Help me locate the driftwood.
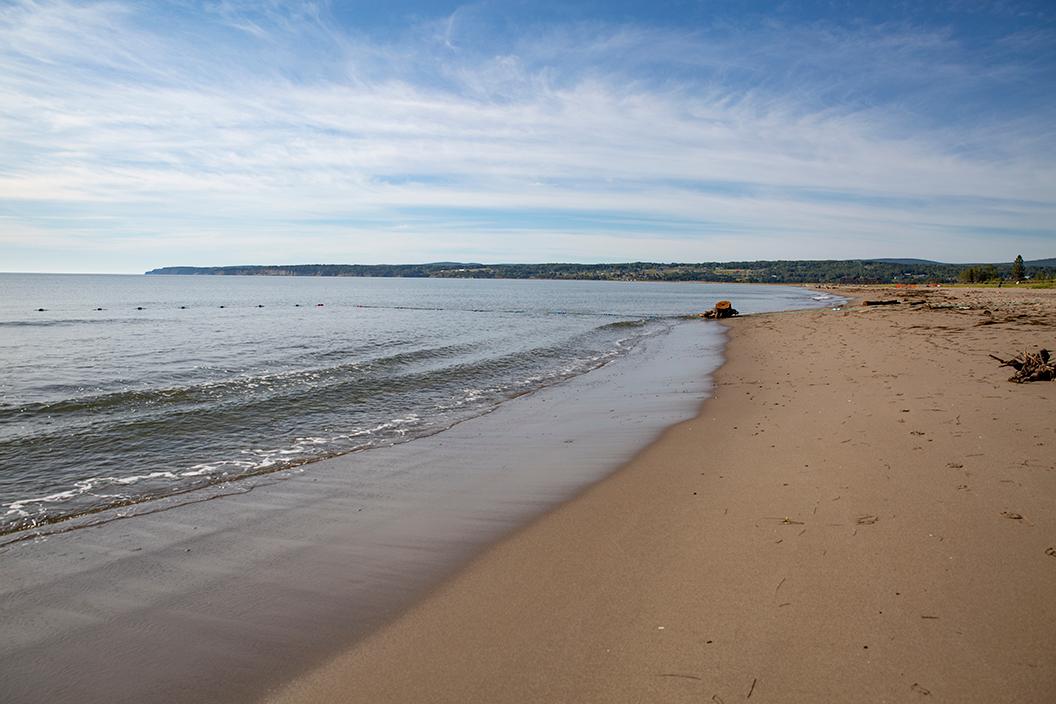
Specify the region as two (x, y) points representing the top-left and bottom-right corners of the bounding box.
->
(989, 349), (1054, 383)
(700, 300), (739, 319)
(862, 299), (900, 306)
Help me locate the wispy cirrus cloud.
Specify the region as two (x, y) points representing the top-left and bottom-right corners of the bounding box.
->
(0, 0), (1053, 272)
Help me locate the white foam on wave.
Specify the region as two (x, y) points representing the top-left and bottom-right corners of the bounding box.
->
(4, 471), (179, 520)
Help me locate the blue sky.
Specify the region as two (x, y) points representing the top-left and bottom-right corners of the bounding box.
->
(1, 0), (1054, 272)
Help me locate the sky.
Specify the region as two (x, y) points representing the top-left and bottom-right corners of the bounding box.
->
(1, 1), (1054, 273)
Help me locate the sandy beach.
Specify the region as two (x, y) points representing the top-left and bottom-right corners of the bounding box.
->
(269, 286), (1056, 703)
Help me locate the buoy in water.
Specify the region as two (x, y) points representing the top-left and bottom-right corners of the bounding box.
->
(136, 306), (145, 310)
(316, 303), (324, 307)
(36, 308), (46, 312)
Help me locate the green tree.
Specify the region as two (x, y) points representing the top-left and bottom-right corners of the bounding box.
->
(959, 264), (999, 284)
(1012, 254), (1025, 282)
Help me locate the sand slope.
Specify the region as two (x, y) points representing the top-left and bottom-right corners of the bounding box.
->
(270, 287), (1056, 703)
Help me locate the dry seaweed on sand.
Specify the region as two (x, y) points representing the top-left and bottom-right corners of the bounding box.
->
(989, 349), (1054, 383)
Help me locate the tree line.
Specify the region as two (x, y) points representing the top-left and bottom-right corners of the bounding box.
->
(959, 255), (1052, 283)
(147, 257), (1055, 284)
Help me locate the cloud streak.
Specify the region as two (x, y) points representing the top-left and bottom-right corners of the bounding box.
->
(0, 0), (1054, 271)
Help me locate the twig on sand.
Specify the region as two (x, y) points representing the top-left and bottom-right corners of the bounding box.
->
(747, 677), (758, 699)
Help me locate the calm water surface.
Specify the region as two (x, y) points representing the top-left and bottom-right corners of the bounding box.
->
(0, 274), (836, 533)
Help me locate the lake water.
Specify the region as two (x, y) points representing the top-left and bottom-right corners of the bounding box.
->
(0, 274), (836, 535)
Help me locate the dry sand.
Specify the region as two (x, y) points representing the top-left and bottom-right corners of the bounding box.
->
(269, 286), (1056, 704)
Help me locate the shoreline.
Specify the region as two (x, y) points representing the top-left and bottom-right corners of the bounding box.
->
(268, 285), (1056, 703)
(0, 315), (733, 704)
(1, 279), (825, 539)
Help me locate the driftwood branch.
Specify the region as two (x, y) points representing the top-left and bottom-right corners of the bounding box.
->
(991, 349), (1053, 383)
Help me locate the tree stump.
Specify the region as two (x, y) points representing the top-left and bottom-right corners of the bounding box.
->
(701, 300), (739, 319)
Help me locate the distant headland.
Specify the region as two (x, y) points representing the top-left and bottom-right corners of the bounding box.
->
(146, 259), (1056, 285)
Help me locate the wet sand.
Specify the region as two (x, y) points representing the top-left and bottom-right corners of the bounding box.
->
(269, 286), (1056, 703)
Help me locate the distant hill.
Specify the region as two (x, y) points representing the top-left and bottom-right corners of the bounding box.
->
(146, 263), (454, 278)
(867, 257), (1056, 267)
(146, 258), (1055, 284)
(865, 258), (943, 265)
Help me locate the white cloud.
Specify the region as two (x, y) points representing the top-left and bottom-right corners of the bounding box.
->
(0, 0), (1053, 271)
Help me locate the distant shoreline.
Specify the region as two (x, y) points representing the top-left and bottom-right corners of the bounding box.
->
(145, 258), (1056, 285)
